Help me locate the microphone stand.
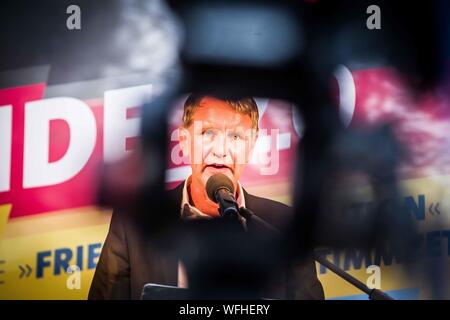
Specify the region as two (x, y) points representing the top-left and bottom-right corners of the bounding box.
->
(313, 252), (394, 300)
(237, 207), (394, 300)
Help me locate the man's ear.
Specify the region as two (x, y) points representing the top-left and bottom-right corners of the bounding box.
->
(178, 126), (191, 159)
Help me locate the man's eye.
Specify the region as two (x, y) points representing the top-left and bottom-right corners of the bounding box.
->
(203, 129), (214, 136)
(230, 133), (242, 141)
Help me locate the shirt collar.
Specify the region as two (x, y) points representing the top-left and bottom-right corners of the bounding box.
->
(180, 175), (246, 217)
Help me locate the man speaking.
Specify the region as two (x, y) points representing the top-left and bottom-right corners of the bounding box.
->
(89, 94), (324, 299)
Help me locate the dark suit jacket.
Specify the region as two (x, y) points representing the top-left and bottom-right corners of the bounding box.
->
(88, 181), (324, 300)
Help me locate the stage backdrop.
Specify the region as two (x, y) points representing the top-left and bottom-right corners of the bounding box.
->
(0, 65), (449, 299)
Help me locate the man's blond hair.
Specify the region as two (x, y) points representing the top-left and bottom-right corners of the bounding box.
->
(182, 94), (259, 129)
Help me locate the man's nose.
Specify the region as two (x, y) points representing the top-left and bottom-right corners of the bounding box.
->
(211, 133), (227, 158)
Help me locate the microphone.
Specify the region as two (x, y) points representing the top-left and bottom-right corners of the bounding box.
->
(206, 174), (239, 219)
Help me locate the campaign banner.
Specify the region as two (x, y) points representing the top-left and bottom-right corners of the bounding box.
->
(0, 65), (449, 299)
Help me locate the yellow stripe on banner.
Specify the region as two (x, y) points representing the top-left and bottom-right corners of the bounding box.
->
(0, 204), (12, 238)
(0, 207), (112, 299)
(2, 207), (112, 239)
(0, 223), (110, 299)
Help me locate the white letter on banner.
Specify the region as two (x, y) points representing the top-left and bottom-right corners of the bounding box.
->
(0, 105), (12, 192)
(103, 85), (152, 163)
(23, 97), (97, 188)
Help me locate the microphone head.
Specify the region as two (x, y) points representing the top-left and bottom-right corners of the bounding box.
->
(206, 174), (235, 203)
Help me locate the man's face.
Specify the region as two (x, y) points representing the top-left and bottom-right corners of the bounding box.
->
(179, 97), (258, 192)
